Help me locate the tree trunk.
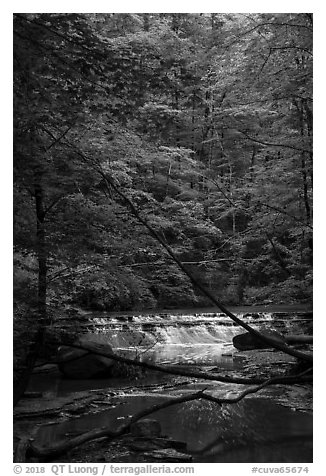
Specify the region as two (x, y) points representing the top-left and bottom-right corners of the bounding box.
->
(34, 170), (47, 318)
(13, 169), (48, 407)
(143, 13), (150, 32)
(294, 98), (312, 226)
(265, 233), (291, 277)
(99, 173), (312, 364)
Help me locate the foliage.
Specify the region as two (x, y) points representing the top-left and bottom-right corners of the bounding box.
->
(13, 13), (313, 318)
(70, 267), (157, 311)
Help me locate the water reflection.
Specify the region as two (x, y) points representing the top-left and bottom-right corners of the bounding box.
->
(138, 343), (240, 367)
(35, 394), (312, 462)
(31, 310), (312, 462)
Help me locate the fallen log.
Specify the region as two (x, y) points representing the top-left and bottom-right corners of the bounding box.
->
(65, 341), (313, 385)
(27, 370), (312, 460)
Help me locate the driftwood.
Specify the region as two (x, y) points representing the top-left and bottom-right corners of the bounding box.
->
(13, 153), (313, 461)
(64, 341), (312, 386)
(26, 371), (310, 460)
(14, 341), (312, 462)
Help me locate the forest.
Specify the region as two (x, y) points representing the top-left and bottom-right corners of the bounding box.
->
(14, 12), (313, 315)
(13, 13), (313, 464)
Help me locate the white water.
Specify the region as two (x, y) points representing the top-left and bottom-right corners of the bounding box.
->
(85, 311), (311, 366)
(31, 309), (312, 462)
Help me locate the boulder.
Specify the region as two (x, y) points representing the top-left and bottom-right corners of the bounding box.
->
(57, 335), (114, 379)
(142, 449), (192, 462)
(232, 329), (286, 351)
(130, 419), (162, 438)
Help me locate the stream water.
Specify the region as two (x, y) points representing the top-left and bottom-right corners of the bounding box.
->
(28, 307), (313, 463)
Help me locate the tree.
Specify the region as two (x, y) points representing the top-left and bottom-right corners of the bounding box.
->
(13, 13), (312, 409)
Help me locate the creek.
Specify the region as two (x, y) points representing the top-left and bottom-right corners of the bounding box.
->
(27, 307), (313, 463)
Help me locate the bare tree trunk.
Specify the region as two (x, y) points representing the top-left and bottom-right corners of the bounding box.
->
(143, 13), (150, 32)
(192, 90), (196, 151)
(34, 170), (47, 317)
(294, 98), (312, 226)
(98, 171), (312, 364)
(265, 233), (291, 277)
(165, 161), (172, 199)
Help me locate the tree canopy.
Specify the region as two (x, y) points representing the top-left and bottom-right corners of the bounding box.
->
(13, 13), (313, 315)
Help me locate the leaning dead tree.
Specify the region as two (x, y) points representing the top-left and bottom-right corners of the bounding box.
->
(97, 167), (312, 364)
(14, 152), (313, 462)
(60, 143), (312, 364)
(14, 337), (311, 462)
(60, 341), (312, 386)
(15, 367), (311, 461)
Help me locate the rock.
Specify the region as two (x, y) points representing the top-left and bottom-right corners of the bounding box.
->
(128, 437), (187, 452)
(57, 335), (114, 379)
(128, 439), (161, 452)
(130, 419), (162, 438)
(143, 448), (192, 462)
(243, 313), (260, 319)
(232, 329), (286, 351)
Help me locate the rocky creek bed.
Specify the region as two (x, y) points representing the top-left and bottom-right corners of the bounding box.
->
(14, 345), (313, 463)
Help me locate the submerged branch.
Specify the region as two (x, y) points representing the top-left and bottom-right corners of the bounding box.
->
(28, 370), (310, 460)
